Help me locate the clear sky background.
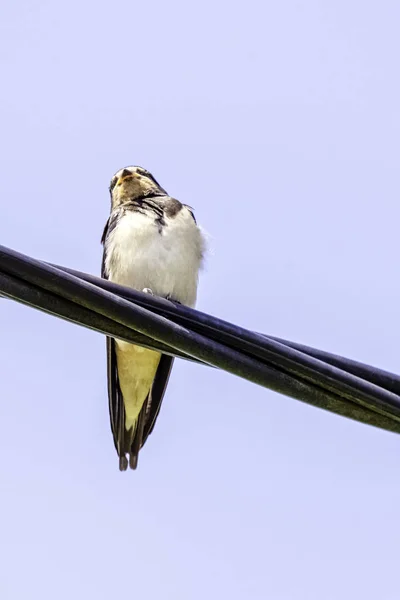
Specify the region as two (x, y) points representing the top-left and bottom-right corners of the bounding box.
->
(1, 1), (399, 598)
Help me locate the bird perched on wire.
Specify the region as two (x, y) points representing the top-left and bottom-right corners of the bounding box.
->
(101, 166), (205, 471)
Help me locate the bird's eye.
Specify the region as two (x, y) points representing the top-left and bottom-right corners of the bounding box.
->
(109, 178), (118, 193)
(136, 168), (148, 177)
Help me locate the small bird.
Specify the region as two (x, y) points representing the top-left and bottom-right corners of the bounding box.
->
(101, 166), (205, 470)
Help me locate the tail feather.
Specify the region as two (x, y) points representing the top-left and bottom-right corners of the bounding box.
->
(128, 400), (149, 469)
(106, 338), (174, 472)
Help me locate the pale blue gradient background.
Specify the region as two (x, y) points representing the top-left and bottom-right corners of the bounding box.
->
(1, 1), (400, 598)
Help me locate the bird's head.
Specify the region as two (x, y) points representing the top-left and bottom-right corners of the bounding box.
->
(109, 166), (167, 207)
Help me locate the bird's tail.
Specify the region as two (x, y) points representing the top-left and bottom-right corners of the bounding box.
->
(117, 400), (147, 471)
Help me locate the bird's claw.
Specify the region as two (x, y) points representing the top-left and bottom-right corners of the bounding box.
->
(142, 288), (154, 295)
(166, 294), (181, 304)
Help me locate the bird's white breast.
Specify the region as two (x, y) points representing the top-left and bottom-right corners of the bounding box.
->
(105, 206), (204, 307)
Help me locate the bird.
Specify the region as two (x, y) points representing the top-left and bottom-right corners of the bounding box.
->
(101, 166), (205, 471)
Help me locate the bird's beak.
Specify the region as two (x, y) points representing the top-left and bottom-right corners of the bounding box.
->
(117, 174), (135, 186)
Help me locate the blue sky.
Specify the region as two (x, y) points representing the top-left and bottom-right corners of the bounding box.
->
(1, 1), (400, 598)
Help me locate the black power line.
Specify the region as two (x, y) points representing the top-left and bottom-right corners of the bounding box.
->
(1, 243), (400, 435)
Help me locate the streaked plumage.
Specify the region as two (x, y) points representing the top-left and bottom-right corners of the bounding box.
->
(101, 166), (205, 470)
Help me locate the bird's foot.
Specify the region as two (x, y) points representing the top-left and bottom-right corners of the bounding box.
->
(142, 288), (154, 295)
(166, 294), (181, 304)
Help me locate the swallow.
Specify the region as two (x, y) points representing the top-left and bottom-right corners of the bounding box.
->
(101, 166), (205, 471)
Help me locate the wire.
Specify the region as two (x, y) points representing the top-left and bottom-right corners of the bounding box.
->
(1, 243), (400, 436)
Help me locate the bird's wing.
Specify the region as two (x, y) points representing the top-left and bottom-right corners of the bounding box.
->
(101, 217), (174, 470)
